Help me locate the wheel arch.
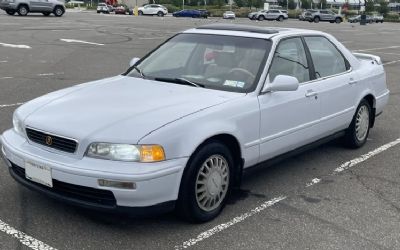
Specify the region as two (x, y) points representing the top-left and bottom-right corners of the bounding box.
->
(17, 3), (30, 11)
(362, 94), (376, 127)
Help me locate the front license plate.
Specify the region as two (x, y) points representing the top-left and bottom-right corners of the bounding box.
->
(25, 161), (53, 188)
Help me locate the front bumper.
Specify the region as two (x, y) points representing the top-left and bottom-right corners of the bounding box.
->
(1, 129), (188, 214)
(0, 2), (17, 10)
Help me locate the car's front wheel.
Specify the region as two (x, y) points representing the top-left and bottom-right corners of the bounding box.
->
(278, 15), (284, 21)
(344, 99), (372, 148)
(314, 16), (320, 23)
(53, 6), (64, 17)
(335, 17), (342, 23)
(138, 10), (143, 15)
(258, 15), (264, 21)
(177, 141), (233, 222)
(157, 11), (164, 17)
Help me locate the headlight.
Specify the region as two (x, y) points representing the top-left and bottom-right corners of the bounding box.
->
(12, 112), (24, 135)
(86, 143), (165, 162)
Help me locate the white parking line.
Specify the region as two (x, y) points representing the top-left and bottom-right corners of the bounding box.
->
(174, 196), (286, 250)
(0, 103), (24, 108)
(355, 45), (400, 52)
(0, 42), (31, 49)
(1, 77), (13, 79)
(60, 39), (104, 46)
(0, 219), (57, 250)
(175, 138), (400, 249)
(335, 138), (400, 173)
(383, 60), (400, 66)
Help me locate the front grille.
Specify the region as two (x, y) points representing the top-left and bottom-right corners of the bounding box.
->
(26, 128), (77, 153)
(11, 163), (116, 207)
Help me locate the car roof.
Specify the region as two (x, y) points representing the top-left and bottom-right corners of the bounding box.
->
(184, 24), (326, 39)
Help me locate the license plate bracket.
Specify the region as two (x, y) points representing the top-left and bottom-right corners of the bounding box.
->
(25, 161), (53, 188)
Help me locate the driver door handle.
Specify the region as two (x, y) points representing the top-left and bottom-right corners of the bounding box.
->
(305, 90), (318, 98)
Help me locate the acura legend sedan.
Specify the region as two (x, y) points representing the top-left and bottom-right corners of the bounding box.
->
(0, 24), (389, 222)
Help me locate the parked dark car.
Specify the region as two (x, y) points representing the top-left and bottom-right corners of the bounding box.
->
(173, 9), (207, 18)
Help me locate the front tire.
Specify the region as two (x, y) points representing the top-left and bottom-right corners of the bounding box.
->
(53, 6), (64, 17)
(17, 5), (28, 16)
(258, 15), (264, 21)
(177, 142), (233, 223)
(314, 16), (320, 23)
(138, 10), (143, 15)
(278, 15), (284, 22)
(335, 17), (342, 23)
(344, 99), (372, 148)
(157, 11), (164, 17)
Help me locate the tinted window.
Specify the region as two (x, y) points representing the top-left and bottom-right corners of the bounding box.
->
(304, 36), (347, 78)
(268, 37), (310, 83)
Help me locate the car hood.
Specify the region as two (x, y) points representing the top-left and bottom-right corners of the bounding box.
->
(22, 76), (244, 145)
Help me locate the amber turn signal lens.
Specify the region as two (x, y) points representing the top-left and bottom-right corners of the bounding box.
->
(140, 145), (165, 162)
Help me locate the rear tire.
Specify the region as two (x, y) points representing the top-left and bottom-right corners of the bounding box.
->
(138, 10), (143, 15)
(344, 99), (372, 148)
(6, 10), (15, 15)
(278, 15), (284, 22)
(335, 17), (342, 23)
(314, 16), (320, 23)
(17, 5), (28, 16)
(157, 11), (164, 17)
(53, 6), (64, 17)
(176, 141), (233, 223)
(258, 15), (264, 21)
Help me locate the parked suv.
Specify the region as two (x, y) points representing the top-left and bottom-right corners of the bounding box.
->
(253, 9), (288, 21)
(97, 3), (110, 14)
(0, 0), (65, 16)
(305, 9), (343, 23)
(138, 4), (168, 16)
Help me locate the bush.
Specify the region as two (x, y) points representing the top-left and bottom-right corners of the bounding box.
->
(288, 9), (301, 18)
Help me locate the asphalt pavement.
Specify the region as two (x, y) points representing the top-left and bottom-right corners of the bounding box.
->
(0, 12), (399, 250)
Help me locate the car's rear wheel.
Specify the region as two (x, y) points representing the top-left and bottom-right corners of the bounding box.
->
(138, 10), (143, 15)
(53, 6), (64, 17)
(344, 99), (372, 148)
(314, 16), (320, 23)
(335, 17), (342, 23)
(157, 11), (164, 17)
(258, 15), (264, 21)
(17, 5), (28, 16)
(177, 141), (233, 222)
(42, 12), (51, 16)
(278, 15), (284, 21)
(6, 10), (15, 15)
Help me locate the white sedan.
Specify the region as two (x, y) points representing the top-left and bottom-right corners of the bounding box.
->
(0, 24), (389, 222)
(223, 11), (235, 19)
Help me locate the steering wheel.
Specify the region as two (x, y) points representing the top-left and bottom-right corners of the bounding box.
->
(228, 68), (256, 79)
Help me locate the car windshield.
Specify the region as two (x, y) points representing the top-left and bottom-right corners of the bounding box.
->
(126, 33), (271, 93)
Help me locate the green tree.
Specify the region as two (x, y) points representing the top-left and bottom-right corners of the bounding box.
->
(378, 0), (389, 16)
(288, 0), (296, 9)
(365, 0), (374, 12)
(301, 0), (310, 9)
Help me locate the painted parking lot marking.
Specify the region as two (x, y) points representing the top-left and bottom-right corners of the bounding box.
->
(174, 196), (287, 250)
(355, 45), (400, 52)
(0, 103), (24, 108)
(60, 39), (104, 46)
(383, 59), (400, 66)
(0, 42), (31, 49)
(1, 77), (13, 79)
(0, 219), (57, 250)
(335, 138), (400, 173)
(176, 138), (400, 249)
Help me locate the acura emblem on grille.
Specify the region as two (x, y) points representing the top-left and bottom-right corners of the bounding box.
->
(45, 136), (53, 146)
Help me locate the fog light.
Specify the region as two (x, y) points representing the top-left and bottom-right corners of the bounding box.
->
(98, 179), (136, 190)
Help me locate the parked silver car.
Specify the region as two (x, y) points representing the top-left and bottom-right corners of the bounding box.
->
(305, 9), (343, 23)
(0, 0), (65, 16)
(252, 9), (288, 21)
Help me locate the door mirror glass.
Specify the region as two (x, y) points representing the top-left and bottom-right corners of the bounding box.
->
(129, 57), (140, 67)
(262, 75), (299, 93)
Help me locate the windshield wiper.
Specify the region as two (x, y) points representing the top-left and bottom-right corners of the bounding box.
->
(154, 77), (205, 88)
(133, 66), (146, 78)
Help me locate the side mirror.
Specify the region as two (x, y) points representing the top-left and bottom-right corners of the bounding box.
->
(262, 75), (299, 93)
(129, 57), (140, 67)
